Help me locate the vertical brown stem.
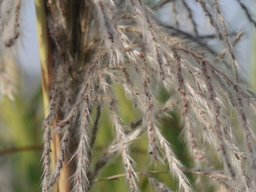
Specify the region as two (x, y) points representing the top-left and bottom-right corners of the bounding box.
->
(35, 1), (70, 191)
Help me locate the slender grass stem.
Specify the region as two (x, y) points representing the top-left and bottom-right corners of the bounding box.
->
(35, 1), (70, 191)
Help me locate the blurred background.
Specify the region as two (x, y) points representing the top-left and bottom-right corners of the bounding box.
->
(0, 0), (255, 191)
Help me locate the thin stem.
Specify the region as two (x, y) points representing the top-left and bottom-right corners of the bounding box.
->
(236, 0), (256, 27)
(94, 169), (228, 183)
(87, 105), (101, 191)
(35, 0), (52, 117)
(0, 144), (147, 157)
(89, 105), (101, 153)
(0, 145), (42, 156)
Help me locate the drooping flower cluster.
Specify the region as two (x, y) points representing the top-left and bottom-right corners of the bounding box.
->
(43, 0), (256, 191)
(1, 0), (256, 191)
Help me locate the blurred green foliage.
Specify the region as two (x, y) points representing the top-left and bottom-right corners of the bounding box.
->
(0, 87), (43, 192)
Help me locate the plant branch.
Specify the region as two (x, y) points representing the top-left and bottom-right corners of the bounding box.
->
(0, 144), (148, 157)
(160, 23), (238, 55)
(89, 105), (101, 153)
(93, 169), (229, 183)
(0, 145), (42, 156)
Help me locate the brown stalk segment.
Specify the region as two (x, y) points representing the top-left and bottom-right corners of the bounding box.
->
(36, 1), (71, 191)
